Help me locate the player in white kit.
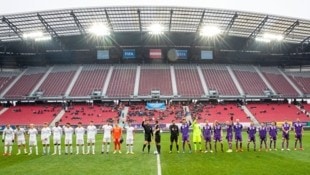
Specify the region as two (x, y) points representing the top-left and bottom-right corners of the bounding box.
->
(28, 124), (38, 155)
(86, 121), (97, 154)
(102, 122), (113, 154)
(41, 123), (51, 155)
(52, 122), (62, 155)
(2, 124), (14, 156)
(75, 122), (85, 154)
(64, 123), (74, 155)
(14, 125), (28, 155)
(125, 122), (135, 154)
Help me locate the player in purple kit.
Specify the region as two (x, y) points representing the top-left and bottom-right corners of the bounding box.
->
(294, 118), (304, 151)
(281, 120), (291, 151)
(202, 120), (212, 153)
(258, 123), (268, 151)
(225, 121), (233, 153)
(269, 121), (278, 151)
(234, 119), (243, 152)
(213, 121), (223, 152)
(247, 122), (257, 151)
(180, 118), (192, 153)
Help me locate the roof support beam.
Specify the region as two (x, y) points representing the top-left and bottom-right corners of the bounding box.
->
(168, 9), (173, 32)
(104, 9), (113, 32)
(137, 9), (142, 32)
(296, 36), (310, 52)
(1, 17), (23, 40)
(70, 10), (86, 35)
(37, 13), (64, 49)
(248, 15), (268, 39)
(224, 12), (238, 35)
(196, 10), (206, 33)
(283, 20), (299, 39)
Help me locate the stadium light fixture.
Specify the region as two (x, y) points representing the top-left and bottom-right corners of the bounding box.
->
(23, 31), (44, 39)
(255, 37), (271, 43)
(200, 25), (221, 37)
(89, 23), (110, 36)
(263, 33), (283, 41)
(148, 24), (164, 35)
(35, 36), (52, 42)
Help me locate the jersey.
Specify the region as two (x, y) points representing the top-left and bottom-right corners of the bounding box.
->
(180, 123), (190, 137)
(202, 125), (212, 139)
(226, 125), (233, 137)
(213, 125), (222, 138)
(15, 128), (26, 141)
(269, 126), (278, 138)
(112, 127), (122, 139)
(41, 127), (51, 140)
(247, 127), (257, 137)
(2, 127), (14, 140)
(75, 127), (85, 140)
(64, 127), (74, 140)
(294, 122), (303, 136)
(52, 126), (63, 140)
(234, 124), (243, 136)
(258, 126), (267, 138)
(125, 126), (134, 139)
(192, 121), (201, 136)
(28, 128), (38, 144)
(282, 123), (291, 135)
(169, 124), (179, 137)
(102, 125), (113, 138)
(87, 125), (97, 139)
(142, 121), (153, 137)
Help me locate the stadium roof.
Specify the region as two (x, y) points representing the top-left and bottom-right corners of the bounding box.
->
(0, 6), (309, 44)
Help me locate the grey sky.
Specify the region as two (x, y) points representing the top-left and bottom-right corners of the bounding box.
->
(0, 0), (309, 20)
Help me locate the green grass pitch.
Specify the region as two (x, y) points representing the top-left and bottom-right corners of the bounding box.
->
(0, 132), (310, 175)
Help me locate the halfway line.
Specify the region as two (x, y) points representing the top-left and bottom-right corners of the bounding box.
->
(156, 154), (162, 175)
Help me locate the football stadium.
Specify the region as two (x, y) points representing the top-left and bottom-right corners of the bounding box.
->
(0, 0), (310, 174)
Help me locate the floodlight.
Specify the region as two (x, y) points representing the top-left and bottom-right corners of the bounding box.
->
(200, 25), (221, 37)
(255, 37), (271, 43)
(23, 31), (43, 39)
(148, 24), (164, 35)
(89, 23), (110, 36)
(35, 36), (52, 42)
(263, 33), (283, 41)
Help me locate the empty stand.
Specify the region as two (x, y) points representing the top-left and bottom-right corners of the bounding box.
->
(0, 72), (19, 95)
(38, 65), (78, 97)
(189, 102), (250, 123)
(260, 67), (298, 96)
(201, 65), (239, 96)
(127, 103), (184, 124)
(70, 65), (109, 96)
(174, 65), (204, 97)
(0, 104), (62, 125)
(139, 65), (173, 96)
(247, 102), (308, 123)
(106, 65), (136, 97)
(286, 72), (310, 94)
(231, 65), (268, 96)
(59, 103), (120, 125)
(4, 67), (48, 99)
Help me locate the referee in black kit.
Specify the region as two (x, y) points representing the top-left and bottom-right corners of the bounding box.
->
(154, 120), (161, 154)
(169, 120), (179, 153)
(142, 117), (153, 153)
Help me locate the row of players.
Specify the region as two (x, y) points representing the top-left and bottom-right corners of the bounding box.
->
(142, 118), (304, 154)
(2, 118), (304, 156)
(2, 121), (132, 156)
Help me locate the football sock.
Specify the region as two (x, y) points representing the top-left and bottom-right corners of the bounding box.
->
(142, 144), (146, 151)
(147, 145), (150, 153)
(170, 145), (172, 151)
(176, 145), (179, 151)
(4, 146), (7, 153)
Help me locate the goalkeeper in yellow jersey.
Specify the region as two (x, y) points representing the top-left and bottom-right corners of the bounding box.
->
(191, 117), (202, 152)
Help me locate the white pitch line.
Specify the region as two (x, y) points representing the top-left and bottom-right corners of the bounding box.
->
(156, 154), (162, 175)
